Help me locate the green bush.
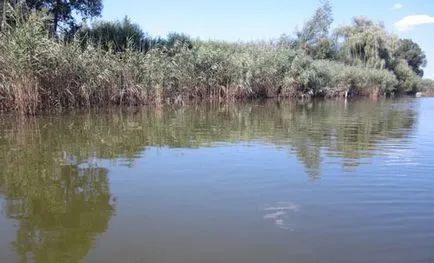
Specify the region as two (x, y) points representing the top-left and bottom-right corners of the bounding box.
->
(392, 59), (421, 94)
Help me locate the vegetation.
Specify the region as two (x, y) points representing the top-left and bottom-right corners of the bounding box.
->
(394, 38), (427, 77)
(0, 0), (432, 114)
(420, 78), (434, 96)
(78, 16), (152, 52)
(1, 0), (103, 34)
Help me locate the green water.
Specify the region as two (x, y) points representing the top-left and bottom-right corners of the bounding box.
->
(1, 99), (433, 262)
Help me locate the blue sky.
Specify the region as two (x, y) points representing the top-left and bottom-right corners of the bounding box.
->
(102, 0), (434, 78)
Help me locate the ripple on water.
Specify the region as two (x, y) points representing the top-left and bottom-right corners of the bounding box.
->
(263, 202), (299, 230)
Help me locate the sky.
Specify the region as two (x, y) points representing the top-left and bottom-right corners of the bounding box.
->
(101, 0), (434, 79)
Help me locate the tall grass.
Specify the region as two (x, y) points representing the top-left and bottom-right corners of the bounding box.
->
(0, 10), (417, 114)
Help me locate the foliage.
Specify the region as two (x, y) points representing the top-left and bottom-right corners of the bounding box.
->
(0, 3), (430, 114)
(392, 59), (420, 94)
(335, 17), (397, 69)
(294, 0), (335, 59)
(394, 38), (427, 77)
(334, 17), (427, 95)
(420, 78), (434, 94)
(311, 60), (398, 95)
(78, 16), (151, 52)
(157, 32), (193, 50)
(23, 0), (103, 34)
(77, 19), (194, 54)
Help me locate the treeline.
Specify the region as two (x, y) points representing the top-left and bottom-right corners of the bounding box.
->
(0, 0), (433, 114)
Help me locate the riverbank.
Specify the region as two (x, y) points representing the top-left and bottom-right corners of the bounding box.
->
(420, 91), (434, 97)
(1, 4), (432, 114)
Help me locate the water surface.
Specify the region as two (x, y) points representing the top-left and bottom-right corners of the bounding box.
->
(1, 99), (433, 263)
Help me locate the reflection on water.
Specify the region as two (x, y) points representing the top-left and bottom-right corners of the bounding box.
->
(1, 163), (115, 262)
(263, 202), (299, 229)
(0, 99), (432, 263)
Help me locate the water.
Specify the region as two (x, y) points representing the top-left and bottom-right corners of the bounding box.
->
(0, 98), (433, 263)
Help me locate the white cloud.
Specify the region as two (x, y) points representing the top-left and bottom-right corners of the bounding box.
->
(394, 15), (434, 31)
(391, 3), (403, 10)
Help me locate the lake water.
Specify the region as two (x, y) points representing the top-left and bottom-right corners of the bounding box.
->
(0, 98), (433, 263)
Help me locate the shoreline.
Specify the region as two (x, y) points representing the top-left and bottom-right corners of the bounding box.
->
(1, 5), (432, 115)
(0, 94), (428, 116)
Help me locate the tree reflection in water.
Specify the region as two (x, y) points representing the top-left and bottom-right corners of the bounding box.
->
(0, 99), (417, 261)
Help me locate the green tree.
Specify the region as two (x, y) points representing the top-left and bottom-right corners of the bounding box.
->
(79, 16), (151, 52)
(335, 17), (397, 69)
(394, 38), (427, 77)
(24, 0), (103, 34)
(390, 59), (420, 94)
(78, 19), (193, 53)
(295, 0), (335, 59)
(162, 32), (193, 49)
(334, 18), (426, 94)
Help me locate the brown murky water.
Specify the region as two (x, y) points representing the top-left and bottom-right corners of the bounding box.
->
(1, 98), (433, 263)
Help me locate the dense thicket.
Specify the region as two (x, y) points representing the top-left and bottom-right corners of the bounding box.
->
(0, 0), (432, 114)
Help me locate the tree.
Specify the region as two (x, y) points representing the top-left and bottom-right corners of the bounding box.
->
(295, 0), (335, 59)
(334, 17), (426, 94)
(79, 16), (152, 52)
(24, 0), (103, 34)
(394, 39), (427, 77)
(335, 17), (398, 69)
(420, 78), (434, 93)
(78, 18), (193, 53)
(163, 32), (193, 49)
(392, 59), (420, 94)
